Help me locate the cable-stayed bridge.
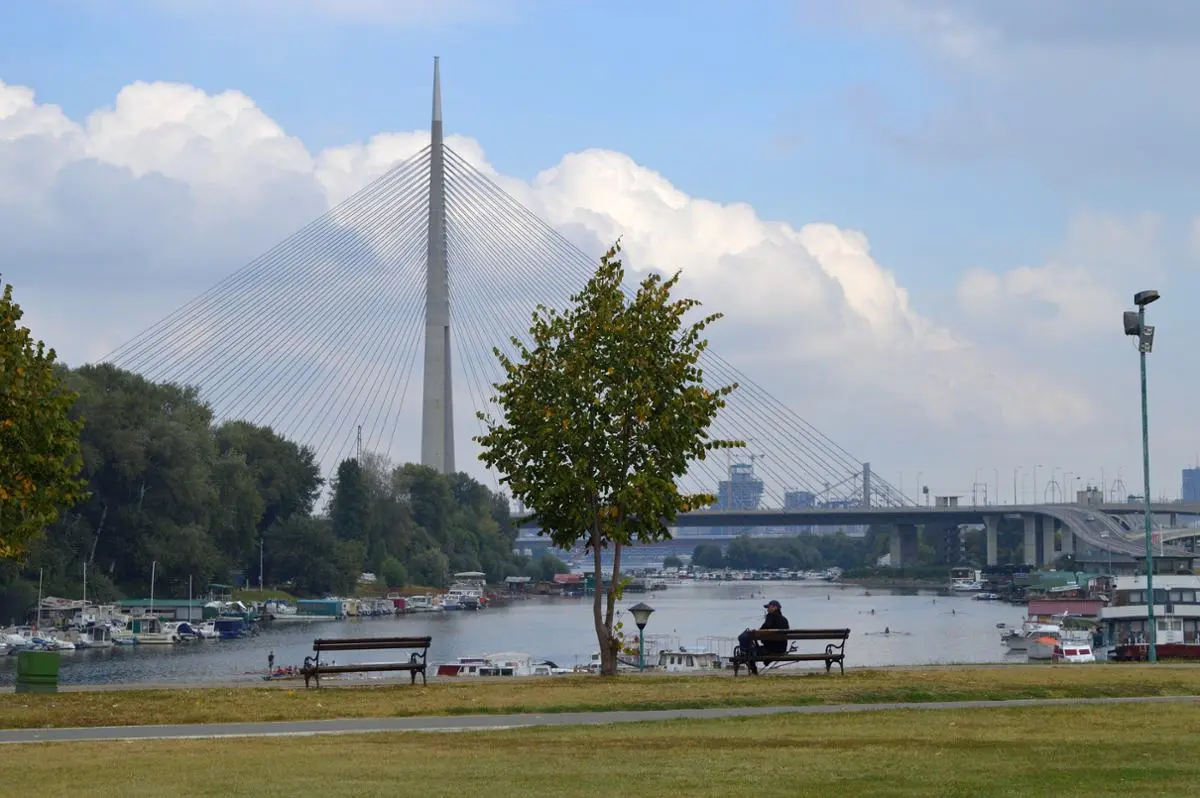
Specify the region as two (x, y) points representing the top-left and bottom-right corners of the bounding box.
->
(97, 60), (1197, 568)
(102, 58), (907, 514)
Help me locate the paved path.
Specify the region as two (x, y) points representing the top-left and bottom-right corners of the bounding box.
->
(3, 695), (1198, 745)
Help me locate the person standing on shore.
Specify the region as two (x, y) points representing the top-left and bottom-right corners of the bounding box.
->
(268, 650), (275, 674)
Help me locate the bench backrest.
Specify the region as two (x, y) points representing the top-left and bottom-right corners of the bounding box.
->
(313, 636), (432, 652)
(758, 628), (850, 641)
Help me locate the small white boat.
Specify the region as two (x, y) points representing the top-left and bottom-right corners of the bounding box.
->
(1055, 641), (1096, 663)
(194, 620), (220, 639)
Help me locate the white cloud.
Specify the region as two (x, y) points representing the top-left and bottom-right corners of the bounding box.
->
(956, 212), (1160, 339)
(0, 75), (1124, 495)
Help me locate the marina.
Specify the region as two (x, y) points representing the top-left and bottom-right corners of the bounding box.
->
(3, 580), (1030, 687)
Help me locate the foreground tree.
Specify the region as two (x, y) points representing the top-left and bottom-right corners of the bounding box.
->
(0, 281), (87, 558)
(477, 241), (738, 675)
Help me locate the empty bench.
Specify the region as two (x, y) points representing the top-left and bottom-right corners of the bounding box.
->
(301, 636), (431, 688)
(731, 628), (850, 676)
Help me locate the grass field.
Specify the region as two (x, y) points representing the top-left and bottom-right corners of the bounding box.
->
(3, 663), (1200, 730)
(5, 702), (1197, 797)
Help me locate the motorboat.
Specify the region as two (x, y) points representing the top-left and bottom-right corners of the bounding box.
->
(1055, 641), (1097, 663)
(1000, 620), (1061, 652)
(194, 620), (220, 639)
(1027, 635), (1059, 661)
(436, 653), (565, 677)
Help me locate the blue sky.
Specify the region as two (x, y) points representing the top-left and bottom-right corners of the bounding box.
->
(0, 0), (1065, 293)
(3, 0), (1199, 496)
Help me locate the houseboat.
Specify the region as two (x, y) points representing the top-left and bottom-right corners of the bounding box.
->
(444, 572), (487, 610)
(129, 616), (178, 645)
(1101, 574), (1200, 660)
(74, 625), (114, 649)
(950, 567), (984, 593)
(657, 649), (723, 672)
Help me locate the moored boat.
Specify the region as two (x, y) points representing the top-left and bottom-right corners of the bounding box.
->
(1102, 574), (1200, 661)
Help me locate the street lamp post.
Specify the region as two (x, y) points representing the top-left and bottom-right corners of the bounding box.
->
(1124, 289), (1160, 663)
(629, 602), (655, 672)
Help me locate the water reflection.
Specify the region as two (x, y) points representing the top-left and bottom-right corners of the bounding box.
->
(0, 583), (1025, 686)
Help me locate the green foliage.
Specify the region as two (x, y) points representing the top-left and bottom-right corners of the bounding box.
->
(532, 552), (569, 582)
(661, 554), (684, 570)
(0, 351), (526, 614)
(691, 542), (725, 569)
(322, 459), (525, 592)
(476, 240), (739, 675)
(266, 516), (360, 597)
(379, 556), (408, 588)
(1, 363), (323, 607)
(330, 458), (370, 542)
(0, 280), (88, 558)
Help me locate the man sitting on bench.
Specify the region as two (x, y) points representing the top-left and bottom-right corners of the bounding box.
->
(738, 599), (790, 675)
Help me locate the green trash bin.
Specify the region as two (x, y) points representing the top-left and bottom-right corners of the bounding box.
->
(15, 649), (60, 694)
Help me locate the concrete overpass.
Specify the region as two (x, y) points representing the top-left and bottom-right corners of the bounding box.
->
(516, 502), (1200, 568)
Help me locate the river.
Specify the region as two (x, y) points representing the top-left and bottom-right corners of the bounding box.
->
(0, 582), (1028, 686)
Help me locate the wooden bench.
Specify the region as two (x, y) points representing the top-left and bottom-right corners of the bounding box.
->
(731, 628), (850, 676)
(300, 636), (431, 688)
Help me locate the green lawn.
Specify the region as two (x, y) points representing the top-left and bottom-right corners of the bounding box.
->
(4, 702), (1196, 797)
(3, 663), (1200, 729)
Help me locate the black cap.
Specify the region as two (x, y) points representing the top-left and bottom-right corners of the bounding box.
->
(764, 600), (781, 610)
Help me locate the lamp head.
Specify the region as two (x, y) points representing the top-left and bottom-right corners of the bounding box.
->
(1133, 289), (1160, 307)
(629, 602), (655, 630)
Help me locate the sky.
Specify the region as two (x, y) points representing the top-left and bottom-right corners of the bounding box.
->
(3, 0), (1200, 503)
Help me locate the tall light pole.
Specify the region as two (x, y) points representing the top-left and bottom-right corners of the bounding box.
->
(1124, 289), (1160, 663)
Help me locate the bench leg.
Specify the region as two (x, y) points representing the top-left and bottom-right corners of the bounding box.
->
(838, 658), (844, 674)
(825, 659), (832, 674)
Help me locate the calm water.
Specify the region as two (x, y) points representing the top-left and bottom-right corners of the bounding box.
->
(0, 582), (1027, 686)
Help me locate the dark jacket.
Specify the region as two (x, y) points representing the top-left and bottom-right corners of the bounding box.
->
(759, 611), (790, 653)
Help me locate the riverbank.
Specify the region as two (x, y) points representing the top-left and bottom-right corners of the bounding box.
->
(841, 576), (948, 590)
(4, 702), (1198, 796)
(3, 663), (1199, 730)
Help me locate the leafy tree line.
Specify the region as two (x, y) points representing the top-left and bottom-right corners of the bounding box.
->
(1, 278), (564, 620)
(691, 532), (870, 571)
(689, 521), (1030, 574)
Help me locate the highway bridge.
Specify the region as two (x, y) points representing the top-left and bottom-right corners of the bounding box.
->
(516, 502), (1200, 568)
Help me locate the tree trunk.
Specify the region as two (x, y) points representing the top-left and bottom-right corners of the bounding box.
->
(590, 524), (617, 675)
(604, 539), (622, 670)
